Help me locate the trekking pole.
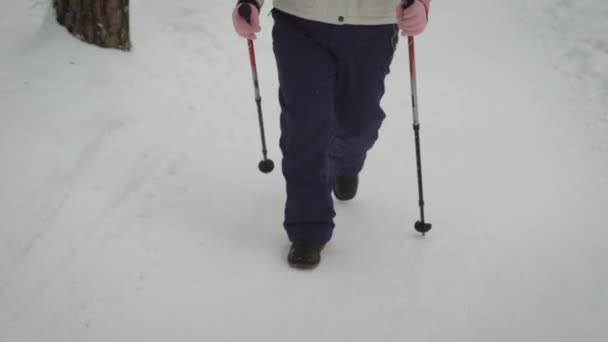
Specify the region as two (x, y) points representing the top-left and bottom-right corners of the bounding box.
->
(402, 0), (432, 235)
(239, 4), (274, 174)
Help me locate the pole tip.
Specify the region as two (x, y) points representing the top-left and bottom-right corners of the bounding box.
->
(259, 159), (275, 174)
(415, 221), (432, 234)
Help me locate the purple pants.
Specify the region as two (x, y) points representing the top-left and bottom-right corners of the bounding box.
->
(272, 9), (398, 243)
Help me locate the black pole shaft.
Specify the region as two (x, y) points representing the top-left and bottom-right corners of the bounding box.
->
(255, 97), (268, 160)
(414, 124), (426, 223)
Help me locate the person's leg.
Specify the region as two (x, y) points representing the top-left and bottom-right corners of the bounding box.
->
(330, 24), (399, 178)
(272, 10), (337, 243)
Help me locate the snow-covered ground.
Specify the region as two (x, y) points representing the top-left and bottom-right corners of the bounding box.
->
(1, 1), (606, 341)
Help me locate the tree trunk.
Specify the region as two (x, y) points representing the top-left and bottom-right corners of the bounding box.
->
(54, 0), (131, 51)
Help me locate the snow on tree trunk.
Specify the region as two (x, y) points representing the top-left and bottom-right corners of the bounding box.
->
(54, 0), (131, 51)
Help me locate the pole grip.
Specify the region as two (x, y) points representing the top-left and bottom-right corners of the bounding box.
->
(401, 0), (415, 9)
(238, 3), (253, 24)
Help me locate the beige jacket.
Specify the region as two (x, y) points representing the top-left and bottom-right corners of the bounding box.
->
(270, 0), (399, 25)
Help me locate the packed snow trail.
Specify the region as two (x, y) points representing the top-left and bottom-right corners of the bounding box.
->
(0, 1), (606, 341)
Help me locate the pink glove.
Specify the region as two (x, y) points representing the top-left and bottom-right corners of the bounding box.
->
(396, 0), (431, 37)
(232, 2), (262, 40)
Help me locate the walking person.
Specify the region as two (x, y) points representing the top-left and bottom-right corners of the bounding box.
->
(232, 0), (431, 269)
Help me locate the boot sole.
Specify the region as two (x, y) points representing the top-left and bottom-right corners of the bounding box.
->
(334, 193), (356, 201)
(333, 186), (356, 201)
(288, 261), (320, 270)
